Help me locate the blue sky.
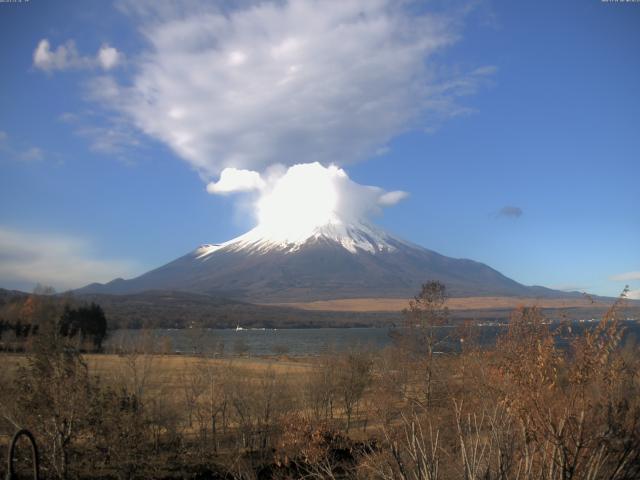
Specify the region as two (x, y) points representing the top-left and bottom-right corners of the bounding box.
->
(0, 0), (638, 297)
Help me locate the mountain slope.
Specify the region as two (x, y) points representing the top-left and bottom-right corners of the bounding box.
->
(77, 221), (570, 302)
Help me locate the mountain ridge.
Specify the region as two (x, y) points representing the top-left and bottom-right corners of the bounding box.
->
(76, 221), (582, 302)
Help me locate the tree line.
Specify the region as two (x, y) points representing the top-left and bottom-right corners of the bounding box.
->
(0, 288), (107, 352)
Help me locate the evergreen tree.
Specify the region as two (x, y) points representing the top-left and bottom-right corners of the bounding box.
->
(59, 302), (108, 351)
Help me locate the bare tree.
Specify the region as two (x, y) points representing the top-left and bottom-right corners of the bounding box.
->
(90, 385), (150, 480)
(402, 281), (450, 407)
(188, 358), (231, 453)
(306, 353), (339, 424)
(336, 349), (373, 433)
(119, 329), (157, 399)
(182, 358), (205, 429)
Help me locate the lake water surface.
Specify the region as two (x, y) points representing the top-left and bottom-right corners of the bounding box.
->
(105, 320), (640, 357)
(106, 327), (399, 356)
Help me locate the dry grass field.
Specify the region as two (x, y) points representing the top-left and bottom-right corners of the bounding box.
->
(0, 352), (314, 387)
(267, 295), (613, 312)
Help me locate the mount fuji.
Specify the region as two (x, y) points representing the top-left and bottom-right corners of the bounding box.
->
(77, 219), (567, 302)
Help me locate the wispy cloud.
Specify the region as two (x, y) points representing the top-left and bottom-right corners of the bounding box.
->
(92, 0), (493, 179)
(378, 190), (409, 206)
(59, 111), (146, 163)
(0, 131), (46, 163)
(498, 206), (523, 218)
(18, 147), (44, 162)
(610, 271), (640, 282)
(33, 39), (122, 72)
(206, 162), (408, 228)
(608, 272), (640, 300)
(0, 226), (139, 292)
(550, 284), (590, 293)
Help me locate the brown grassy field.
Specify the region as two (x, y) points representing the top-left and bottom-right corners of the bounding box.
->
(0, 352), (314, 383)
(266, 295), (613, 312)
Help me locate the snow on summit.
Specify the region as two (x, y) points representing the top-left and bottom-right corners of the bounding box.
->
(196, 219), (401, 258)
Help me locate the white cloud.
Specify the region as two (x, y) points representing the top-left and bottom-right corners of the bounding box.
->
(33, 38), (122, 72)
(208, 162), (407, 227)
(0, 227), (139, 291)
(610, 271), (640, 282)
(97, 44), (121, 70)
(628, 289), (640, 300)
(94, 0), (491, 177)
(33, 39), (85, 71)
(206, 168), (265, 194)
(378, 190), (409, 206)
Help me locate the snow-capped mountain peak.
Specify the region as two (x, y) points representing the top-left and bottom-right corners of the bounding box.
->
(196, 218), (401, 258)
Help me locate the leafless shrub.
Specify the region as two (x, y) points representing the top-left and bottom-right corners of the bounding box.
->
(89, 385), (150, 480)
(227, 367), (294, 453)
(336, 349), (374, 433)
(491, 295), (640, 480)
(361, 412), (440, 480)
(306, 353), (340, 425)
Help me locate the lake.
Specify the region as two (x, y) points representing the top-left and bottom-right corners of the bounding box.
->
(106, 326), (398, 356)
(105, 320), (640, 356)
